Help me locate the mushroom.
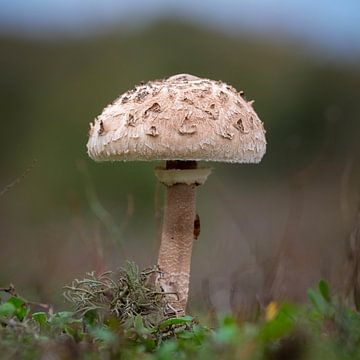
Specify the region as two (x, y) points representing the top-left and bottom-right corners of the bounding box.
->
(87, 74), (266, 315)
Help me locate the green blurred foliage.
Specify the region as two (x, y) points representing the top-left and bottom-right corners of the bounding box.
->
(1, 20), (359, 222)
(2, 279), (360, 359)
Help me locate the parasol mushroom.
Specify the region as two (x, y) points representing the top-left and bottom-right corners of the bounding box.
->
(87, 74), (266, 315)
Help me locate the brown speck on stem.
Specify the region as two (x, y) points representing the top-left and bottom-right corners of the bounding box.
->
(193, 214), (200, 240)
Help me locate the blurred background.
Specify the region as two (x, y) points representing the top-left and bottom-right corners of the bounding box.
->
(1, 0), (360, 315)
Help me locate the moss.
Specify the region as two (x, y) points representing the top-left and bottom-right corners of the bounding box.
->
(63, 262), (169, 329)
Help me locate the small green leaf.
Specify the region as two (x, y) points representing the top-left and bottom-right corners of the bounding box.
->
(133, 314), (150, 335)
(92, 327), (116, 344)
(51, 311), (75, 324)
(142, 337), (157, 351)
(214, 323), (239, 344)
(134, 315), (144, 330)
(84, 309), (97, 327)
(7, 297), (28, 321)
(50, 311), (80, 330)
(319, 280), (331, 303)
(177, 331), (194, 339)
(307, 288), (325, 312)
(7, 296), (25, 309)
(65, 323), (84, 342)
(260, 313), (294, 341)
(32, 312), (47, 326)
(156, 340), (177, 357)
(258, 303), (300, 342)
(0, 302), (16, 317)
(159, 316), (193, 329)
(222, 315), (237, 327)
(307, 287), (334, 317)
(55, 311), (74, 319)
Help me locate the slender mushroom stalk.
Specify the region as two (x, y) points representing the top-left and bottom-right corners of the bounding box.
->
(86, 73), (266, 316)
(155, 161), (211, 314)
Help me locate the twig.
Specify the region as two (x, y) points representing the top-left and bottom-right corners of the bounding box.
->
(77, 159), (128, 259)
(0, 159), (37, 198)
(0, 284), (17, 296)
(0, 284), (52, 313)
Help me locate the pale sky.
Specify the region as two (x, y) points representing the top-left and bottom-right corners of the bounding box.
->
(1, 0), (360, 57)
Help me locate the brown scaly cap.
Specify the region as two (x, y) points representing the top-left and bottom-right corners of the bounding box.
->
(87, 74), (266, 163)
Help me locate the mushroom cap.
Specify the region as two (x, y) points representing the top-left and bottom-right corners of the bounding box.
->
(87, 74), (266, 163)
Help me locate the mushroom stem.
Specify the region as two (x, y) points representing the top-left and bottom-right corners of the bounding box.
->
(155, 161), (210, 315)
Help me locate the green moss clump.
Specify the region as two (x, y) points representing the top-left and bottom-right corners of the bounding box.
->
(63, 262), (169, 329)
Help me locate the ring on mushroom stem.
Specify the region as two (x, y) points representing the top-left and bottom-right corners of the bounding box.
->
(87, 73), (266, 315)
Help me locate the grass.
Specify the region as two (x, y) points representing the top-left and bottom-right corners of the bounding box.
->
(1, 264), (360, 359)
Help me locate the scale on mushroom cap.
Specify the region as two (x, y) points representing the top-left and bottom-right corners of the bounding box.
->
(87, 74), (266, 315)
